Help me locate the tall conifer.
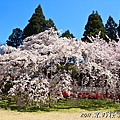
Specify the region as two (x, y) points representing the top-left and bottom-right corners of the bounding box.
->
(23, 5), (57, 39)
(61, 30), (75, 38)
(7, 28), (23, 48)
(23, 5), (46, 39)
(105, 16), (118, 42)
(82, 11), (106, 42)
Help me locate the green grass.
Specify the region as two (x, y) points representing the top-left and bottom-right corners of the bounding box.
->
(78, 99), (120, 111)
(54, 98), (120, 112)
(0, 97), (120, 112)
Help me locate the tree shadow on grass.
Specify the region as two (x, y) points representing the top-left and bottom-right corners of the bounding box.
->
(78, 99), (120, 111)
(1, 98), (120, 112)
(52, 98), (120, 111)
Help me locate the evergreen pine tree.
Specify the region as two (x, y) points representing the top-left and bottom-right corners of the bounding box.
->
(117, 20), (120, 37)
(46, 19), (57, 31)
(23, 5), (46, 39)
(82, 11), (106, 42)
(6, 28), (23, 48)
(23, 5), (57, 39)
(105, 16), (118, 42)
(61, 30), (75, 38)
(116, 20), (120, 42)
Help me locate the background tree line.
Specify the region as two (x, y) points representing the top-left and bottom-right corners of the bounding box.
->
(6, 5), (57, 48)
(82, 11), (120, 43)
(6, 5), (120, 48)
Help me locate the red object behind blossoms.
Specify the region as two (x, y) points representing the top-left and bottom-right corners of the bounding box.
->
(62, 91), (69, 97)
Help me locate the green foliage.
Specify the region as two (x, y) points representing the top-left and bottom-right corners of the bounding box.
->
(105, 16), (118, 42)
(23, 5), (46, 39)
(54, 62), (78, 76)
(46, 19), (57, 31)
(60, 30), (75, 38)
(82, 11), (106, 42)
(1, 81), (13, 95)
(117, 20), (120, 39)
(6, 28), (23, 48)
(23, 5), (57, 39)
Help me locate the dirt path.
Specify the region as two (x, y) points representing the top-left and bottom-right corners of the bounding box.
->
(0, 109), (120, 120)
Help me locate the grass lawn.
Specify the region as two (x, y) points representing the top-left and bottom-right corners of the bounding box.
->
(0, 98), (120, 120)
